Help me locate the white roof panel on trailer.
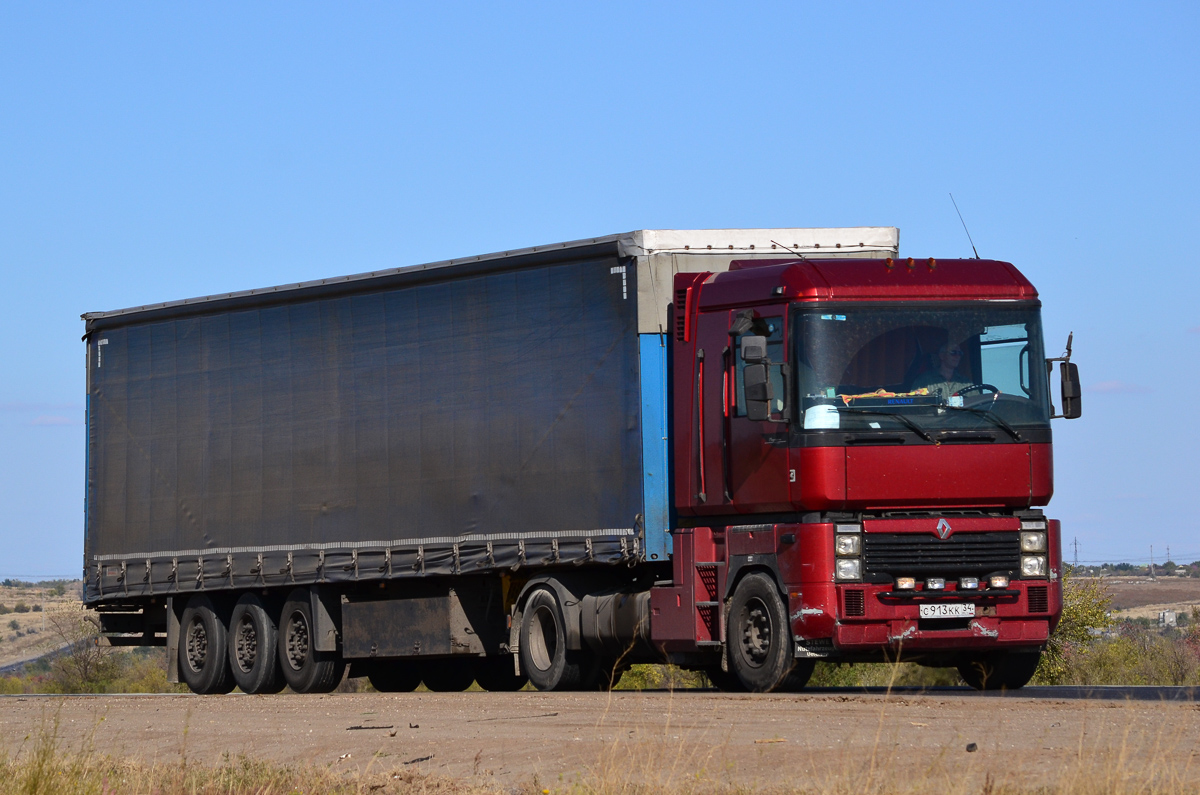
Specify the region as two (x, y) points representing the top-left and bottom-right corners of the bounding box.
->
(622, 227), (899, 334)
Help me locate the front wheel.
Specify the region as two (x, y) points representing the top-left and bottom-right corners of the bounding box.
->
(957, 651), (1041, 691)
(727, 573), (794, 692)
(278, 589), (345, 693)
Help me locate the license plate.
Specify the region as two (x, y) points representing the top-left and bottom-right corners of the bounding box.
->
(919, 602), (976, 619)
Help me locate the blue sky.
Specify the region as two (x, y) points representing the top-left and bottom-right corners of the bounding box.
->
(1, 3), (1197, 577)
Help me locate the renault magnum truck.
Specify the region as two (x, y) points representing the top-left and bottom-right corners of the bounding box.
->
(81, 227), (1081, 694)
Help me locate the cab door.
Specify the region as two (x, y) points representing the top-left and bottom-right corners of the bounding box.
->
(726, 306), (793, 512)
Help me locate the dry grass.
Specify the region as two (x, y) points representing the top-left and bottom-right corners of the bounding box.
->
(3, 692), (1198, 795)
(0, 708), (503, 795)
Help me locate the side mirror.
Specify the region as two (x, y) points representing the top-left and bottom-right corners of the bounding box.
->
(740, 335), (767, 364)
(1060, 362), (1081, 419)
(744, 362), (773, 421)
(1047, 332), (1081, 419)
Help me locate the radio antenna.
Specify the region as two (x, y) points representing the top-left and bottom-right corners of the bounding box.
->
(770, 239), (814, 264)
(949, 193), (981, 259)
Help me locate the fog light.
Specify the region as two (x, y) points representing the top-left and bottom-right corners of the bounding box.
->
(835, 534), (862, 556)
(989, 574), (1010, 589)
(835, 558), (862, 581)
(1021, 555), (1047, 577)
(1020, 532), (1047, 553)
(896, 577), (916, 590)
(959, 577), (980, 590)
(925, 577), (945, 590)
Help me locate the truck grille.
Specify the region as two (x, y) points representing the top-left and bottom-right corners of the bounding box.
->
(863, 532), (1020, 577)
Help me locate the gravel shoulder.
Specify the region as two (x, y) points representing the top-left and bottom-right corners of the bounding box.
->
(2, 691), (1197, 791)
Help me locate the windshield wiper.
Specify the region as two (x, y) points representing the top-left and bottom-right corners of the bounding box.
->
(835, 407), (936, 443)
(942, 405), (1023, 441)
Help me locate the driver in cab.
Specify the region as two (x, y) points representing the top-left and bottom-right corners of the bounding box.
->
(912, 343), (972, 400)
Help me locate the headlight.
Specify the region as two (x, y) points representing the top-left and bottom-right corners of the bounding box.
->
(896, 577), (916, 590)
(1020, 532), (1047, 553)
(989, 574), (1010, 589)
(925, 577), (945, 590)
(835, 534), (861, 556)
(1021, 555), (1047, 577)
(959, 577), (980, 590)
(835, 558), (862, 581)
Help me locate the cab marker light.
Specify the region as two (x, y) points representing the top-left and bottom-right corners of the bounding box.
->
(989, 574), (1010, 589)
(926, 578), (945, 590)
(959, 577), (980, 590)
(896, 577), (916, 590)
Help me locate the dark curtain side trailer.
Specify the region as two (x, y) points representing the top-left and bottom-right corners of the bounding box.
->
(83, 228), (900, 694)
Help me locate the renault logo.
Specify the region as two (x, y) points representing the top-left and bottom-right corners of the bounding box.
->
(936, 518), (952, 539)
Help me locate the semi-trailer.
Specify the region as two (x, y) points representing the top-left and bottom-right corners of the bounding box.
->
(81, 227), (1081, 694)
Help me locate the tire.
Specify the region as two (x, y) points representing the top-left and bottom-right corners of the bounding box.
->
(519, 587), (592, 691)
(778, 658), (816, 692)
(179, 596), (235, 695)
(583, 659), (625, 691)
(704, 666), (748, 692)
(365, 660), (423, 693)
(227, 594), (283, 695)
(278, 589), (346, 694)
(473, 657), (528, 692)
(957, 651), (1041, 691)
(727, 573), (794, 692)
(419, 658), (476, 692)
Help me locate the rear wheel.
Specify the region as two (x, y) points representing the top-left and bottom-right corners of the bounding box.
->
(519, 587), (593, 691)
(473, 657), (528, 692)
(419, 658), (476, 692)
(704, 666), (748, 692)
(179, 596), (235, 695)
(957, 651), (1041, 691)
(365, 660), (422, 693)
(727, 573), (794, 692)
(278, 589), (345, 694)
(227, 594), (284, 694)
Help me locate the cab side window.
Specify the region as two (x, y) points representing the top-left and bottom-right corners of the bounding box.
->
(733, 316), (787, 419)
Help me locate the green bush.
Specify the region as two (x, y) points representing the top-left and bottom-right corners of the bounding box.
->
(13, 602), (29, 613)
(1032, 567), (1113, 684)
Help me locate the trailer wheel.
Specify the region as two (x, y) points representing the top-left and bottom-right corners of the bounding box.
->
(957, 650), (1041, 691)
(473, 657), (528, 692)
(278, 590), (345, 693)
(179, 596), (235, 695)
(519, 587), (591, 691)
(727, 573), (794, 692)
(364, 661), (422, 693)
(227, 594), (284, 695)
(419, 659), (476, 692)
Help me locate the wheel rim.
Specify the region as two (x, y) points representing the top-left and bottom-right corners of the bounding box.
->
(185, 617), (208, 673)
(284, 611), (310, 671)
(739, 597), (772, 668)
(234, 614), (257, 674)
(527, 603), (557, 672)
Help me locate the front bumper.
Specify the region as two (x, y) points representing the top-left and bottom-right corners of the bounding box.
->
(789, 578), (1060, 656)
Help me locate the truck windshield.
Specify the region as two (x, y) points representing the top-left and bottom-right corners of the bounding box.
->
(793, 304), (1050, 433)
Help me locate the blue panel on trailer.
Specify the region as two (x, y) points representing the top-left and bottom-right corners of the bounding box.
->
(639, 333), (672, 561)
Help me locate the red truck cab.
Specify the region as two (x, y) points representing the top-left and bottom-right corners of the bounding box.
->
(651, 256), (1080, 691)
